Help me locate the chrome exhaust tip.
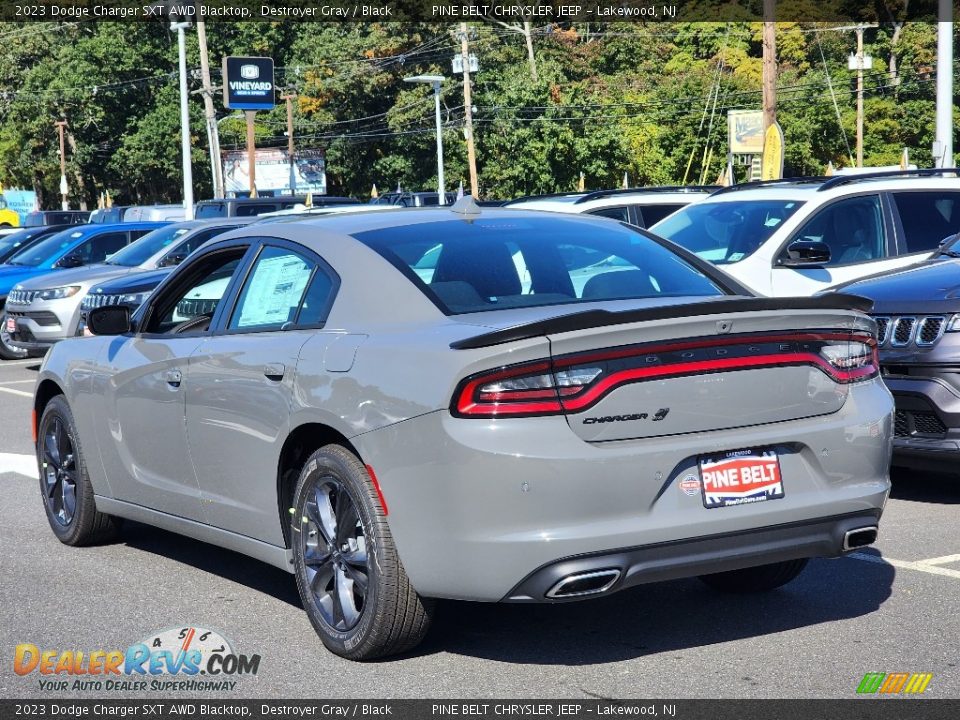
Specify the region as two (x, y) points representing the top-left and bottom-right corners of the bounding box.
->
(546, 569), (621, 599)
(843, 526), (878, 551)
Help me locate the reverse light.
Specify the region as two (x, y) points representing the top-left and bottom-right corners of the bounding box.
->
(451, 330), (879, 419)
(37, 286), (81, 301)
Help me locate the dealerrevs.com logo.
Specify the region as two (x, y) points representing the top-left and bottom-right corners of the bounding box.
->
(14, 626), (260, 692)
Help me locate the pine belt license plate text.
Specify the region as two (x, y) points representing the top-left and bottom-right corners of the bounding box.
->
(5, 316), (14, 334)
(698, 449), (784, 509)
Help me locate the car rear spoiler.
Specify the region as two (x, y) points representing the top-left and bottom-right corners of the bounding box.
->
(450, 294), (875, 350)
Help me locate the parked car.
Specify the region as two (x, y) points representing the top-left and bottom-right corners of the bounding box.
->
(120, 204), (186, 222)
(0, 193), (21, 227)
(88, 206), (131, 224)
(0, 225), (73, 265)
(828, 233), (960, 473)
(504, 186), (715, 227)
(6, 218), (253, 353)
(371, 191), (458, 207)
(651, 169), (960, 296)
(77, 268), (173, 335)
(0, 221), (168, 359)
(195, 195), (357, 218)
(34, 203), (891, 660)
(22, 210), (89, 227)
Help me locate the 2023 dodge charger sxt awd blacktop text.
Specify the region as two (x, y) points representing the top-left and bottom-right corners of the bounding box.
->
(32, 201), (893, 660)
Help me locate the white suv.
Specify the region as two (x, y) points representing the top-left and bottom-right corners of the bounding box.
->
(651, 170), (960, 296)
(503, 187), (714, 227)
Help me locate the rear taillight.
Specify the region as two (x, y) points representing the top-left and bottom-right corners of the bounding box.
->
(451, 330), (879, 419)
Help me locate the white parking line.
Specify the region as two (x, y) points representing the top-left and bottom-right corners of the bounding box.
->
(849, 551), (960, 580)
(0, 386), (32, 398)
(0, 359), (40, 367)
(0, 452), (37, 478)
(0, 379), (35, 385)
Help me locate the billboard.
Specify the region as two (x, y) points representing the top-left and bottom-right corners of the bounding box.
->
(727, 110), (764, 154)
(223, 148), (326, 196)
(222, 56), (275, 111)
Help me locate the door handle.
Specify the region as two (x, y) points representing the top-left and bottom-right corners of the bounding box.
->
(263, 363), (285, 381)
(165, 369), (182, 388)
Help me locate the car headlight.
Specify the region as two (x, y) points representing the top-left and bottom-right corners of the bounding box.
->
(120, 292), (150, 307)
(947, 315), (960, 332)
(37, 286), (81, 300)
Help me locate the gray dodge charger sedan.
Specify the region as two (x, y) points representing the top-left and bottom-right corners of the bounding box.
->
(33, 201), (893, 660)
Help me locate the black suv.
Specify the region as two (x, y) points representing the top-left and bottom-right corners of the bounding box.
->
(836, 233), (960, 472)
(195, 195), (357, 218)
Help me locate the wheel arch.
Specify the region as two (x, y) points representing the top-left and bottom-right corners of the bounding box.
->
(33, 378), (65, 442)
(276, 422), (364, 549)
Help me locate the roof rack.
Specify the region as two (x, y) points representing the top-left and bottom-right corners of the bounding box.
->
(573, 186), (719, 204)
(817, 167), (960, 191)
(503, 191), (587, 206)
(709, 177), (829, 196)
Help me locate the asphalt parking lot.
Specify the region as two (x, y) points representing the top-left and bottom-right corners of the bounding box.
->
(1, 357), (958, 700)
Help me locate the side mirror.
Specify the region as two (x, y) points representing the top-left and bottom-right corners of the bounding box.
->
(158, 253), (186, 268)
(87, 305), (131, 336)
(780, 240), (831, 268)
(55, 254), (84, 269)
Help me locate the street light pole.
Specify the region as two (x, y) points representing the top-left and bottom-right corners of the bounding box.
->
(173, 20), (194, 219)
(404, 75), (446, 204)
(54, 120), (68, 210)
(935, 0), (954, 168)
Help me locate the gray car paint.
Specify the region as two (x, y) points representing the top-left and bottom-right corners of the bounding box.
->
(35, 208), (893, 601)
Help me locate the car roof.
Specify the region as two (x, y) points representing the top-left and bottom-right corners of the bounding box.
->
(704, 173), (960, 203)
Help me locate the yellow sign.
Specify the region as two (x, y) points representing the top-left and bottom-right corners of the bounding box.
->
(761, 122), (785, 180)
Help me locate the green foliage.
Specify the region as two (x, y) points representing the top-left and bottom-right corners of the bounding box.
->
(0, 20), (953, 206)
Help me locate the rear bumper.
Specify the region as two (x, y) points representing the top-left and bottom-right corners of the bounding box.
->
(884, 375), (960, 471)
(504, 511), (880, 602)
(355, 379), (893, 602)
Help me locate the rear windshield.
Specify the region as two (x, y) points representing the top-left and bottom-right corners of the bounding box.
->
(0, 228), (52, 261)
(652, 199), (804, 264)
(354, 217), (725, 315)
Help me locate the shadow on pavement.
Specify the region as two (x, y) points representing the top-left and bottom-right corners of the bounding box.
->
(114, 520), (895, 665)
(890, 467), (960, 504)
(416, 555), (894, 664)
(118, 520), (303, 608)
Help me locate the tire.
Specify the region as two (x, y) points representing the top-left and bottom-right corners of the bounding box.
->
(291, 444), (433, 660)
(698, 558), (809, 594)
(0, 318), (28, 360)
(37, 395), (121, 546)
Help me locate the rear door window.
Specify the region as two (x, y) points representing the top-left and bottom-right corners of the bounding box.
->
(637, 203), (685, 227)
(587, 206), (630, 222)
(235, 204), (276, 217)
(892, 191), (960, 253)
(228, 246), (315, 331)
(77, 232), (129, 264)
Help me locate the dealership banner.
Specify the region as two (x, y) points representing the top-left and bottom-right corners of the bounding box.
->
(222, 149), (326, 196)
(0, 1), (945, 23)
(2, 700), (960, 720)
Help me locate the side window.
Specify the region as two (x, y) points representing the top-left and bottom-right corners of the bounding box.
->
(787, 195), (885, 266)
(143, 249), (248, 334)
(128, 229), (153, 242)
(235, 203), (274, 217)
(892, 191), (960, 253)
(588, 206), (630, 222)
(296, 270), (335, 326)
(638, 203), (684, 228)
(228, 246), (315, 331)
(78, 232), (128, 263)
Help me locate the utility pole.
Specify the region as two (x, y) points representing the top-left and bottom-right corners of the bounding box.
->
(761, 0), (776, 133)
(458, 22), (479, 198)
(935, 0), (954, 168)
(245, 111), (257, 196)
(54, 120), (68, 210)
(281, 92), (297, 194)
(196, 21), (223, 199)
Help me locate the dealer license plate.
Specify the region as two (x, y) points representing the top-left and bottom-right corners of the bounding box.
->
(698, 448), (784, 509)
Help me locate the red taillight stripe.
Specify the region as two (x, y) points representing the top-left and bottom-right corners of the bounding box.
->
(451, 330), (878, 418)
